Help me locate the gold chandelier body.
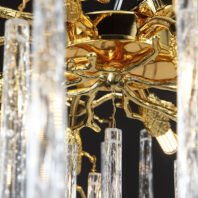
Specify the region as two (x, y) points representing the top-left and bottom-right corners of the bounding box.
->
(0, 0), (177, 186)
(65, 0), (177, 174)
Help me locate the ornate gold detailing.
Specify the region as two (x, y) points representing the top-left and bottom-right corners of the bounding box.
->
(65, 0), (98, 43)
(81, 151), (97, 172)
(65, 0), (82, 23)
(0, 37), (4, 46)
(97, 0), (110, 3)
(18, 0), (31, 12)
(0, 6), (32, 20)
(141, 94), (174, 137)
(77, 186), (86, 198)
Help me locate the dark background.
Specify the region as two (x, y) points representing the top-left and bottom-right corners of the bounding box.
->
(0, 0), (175, 198)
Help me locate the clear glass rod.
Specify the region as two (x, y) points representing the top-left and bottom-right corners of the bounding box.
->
(177, 0), (198, 197)
(66, 143), (78, 198)
(139, 129), (153, 198)
(101, 128), (122, 198)
(25, 0), (66, 197)
(0, 18), (30, 198)
(87, 172), (101, 198)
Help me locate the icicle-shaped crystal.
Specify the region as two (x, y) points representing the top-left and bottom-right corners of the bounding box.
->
(102, 128), (122, 198)
(139, 129), (153, 198)
(66, 143), (77, 198)
(174, 160), (178, 198)
(0, 19), (30, 198)
(87, 172), (101, 198)
(101, 142), (107, 198)
(177, 1), (198, 197)
(25, 0), (66, 197)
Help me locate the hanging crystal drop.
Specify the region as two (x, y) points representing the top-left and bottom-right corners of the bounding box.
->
(101, 142), (107, 198)
(66, 143), (78, 198)
(139, 129), (153, 198)
(0, 18), (30, 198)
(101, 128), (122, 198)
(25, 0), (66, 197)
(174, 160), (178, 198)
(177, 0), (198, 197)
(87, 172), (101, 198)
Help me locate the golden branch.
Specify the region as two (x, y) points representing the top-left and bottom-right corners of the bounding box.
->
(0, 6), (32, 20)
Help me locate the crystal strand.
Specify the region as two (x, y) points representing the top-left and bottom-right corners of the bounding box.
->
(138, 129), (153, 198)
(101, 142), (107, 198)
(104, 128), (122, 198)
(25, 0), (66, 197)
(0, 19), (30, 198)
(66, 143), (77, 198)
(87, 172), (101, 198)
(174, 160), (178, 198)
(177, 1), (198, 197)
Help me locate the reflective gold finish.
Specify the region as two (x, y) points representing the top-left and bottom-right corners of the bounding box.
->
(77, 186), (86, 198)
(0, 6), (32, 20)
(65, 0), (177, 164)
(81, 151), (97, 172)
(0, 37), (4, 46)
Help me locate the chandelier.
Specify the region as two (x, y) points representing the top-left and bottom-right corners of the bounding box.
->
(0, 0), (197, 197)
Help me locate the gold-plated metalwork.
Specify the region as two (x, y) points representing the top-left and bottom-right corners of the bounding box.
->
(81, 151), (97, 172)
(0, 37), (4, 46)
(18, 0), (31, 12)
(0, 0), (178, 194)
(65, 0), (177, 169)
(77, 185), (86, 198)
(0, 6), (32, 20)
(97, 0), (110, 3)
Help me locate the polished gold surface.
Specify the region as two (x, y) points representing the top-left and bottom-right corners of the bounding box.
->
(0, 6), (32, 20)
(0, 36), (4, 46)
(65, 0), (177, 161)
(0, 0), (177, 195)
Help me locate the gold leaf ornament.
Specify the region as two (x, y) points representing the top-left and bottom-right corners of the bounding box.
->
(65, 0), (82, 23)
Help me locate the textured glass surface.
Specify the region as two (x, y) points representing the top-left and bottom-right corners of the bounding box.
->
(101, 142), (107, 198)
(139, 129), (153, 198)
(66, 143), (77, 198)
(87, 172), (101, 198)
(177, 1), (198, 197)
(25, 0), (66, 197)
(102, 128), (122, 198)
(174, 160), (178, 198)
(0, 18), (30, 198)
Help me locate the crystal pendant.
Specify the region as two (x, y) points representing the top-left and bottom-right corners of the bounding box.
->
(25, 0), (66, 197)
(101, 142), (106, 198)
(0, 18), (30, 198)
(174, 160), (178, 198)
(66, 143), (78, 198)
(139, 129), (153, 198)
(87, 172), (101, 198)
(101, 128), (122, 198)
(177, 0), (198, 197)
